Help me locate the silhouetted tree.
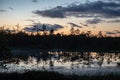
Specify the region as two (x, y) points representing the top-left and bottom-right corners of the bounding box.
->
(42, 24), (47, 35)
(16, 24), (20, 33)
(0, 27), (120, 50)
(50, 29), (54, 35)
(75, 29), (80, 35)
(70, 27), (75, 35)
(97, 31), (103, 38)
(86, 31), (91, 37)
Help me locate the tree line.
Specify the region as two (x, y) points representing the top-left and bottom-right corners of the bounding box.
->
(0, 26), (120, 50)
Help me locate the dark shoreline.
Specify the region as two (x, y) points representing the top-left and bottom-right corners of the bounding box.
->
(0, 70), (120, 80)
(10, 46), (120, 53)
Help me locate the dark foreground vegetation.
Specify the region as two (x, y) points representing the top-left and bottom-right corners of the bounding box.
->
(0, 32), (12, 61)
(0, 71), (120, 80)
(0, 27), (120, 50)
(0, 27), (120, 80)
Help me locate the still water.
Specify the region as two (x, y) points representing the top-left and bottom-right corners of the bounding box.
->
(0, 49), (120, 76)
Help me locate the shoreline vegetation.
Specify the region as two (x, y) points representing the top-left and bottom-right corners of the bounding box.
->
(0, 26), (120, 80)
(0, 27), (120, 50)
(0, 70), (120, 80)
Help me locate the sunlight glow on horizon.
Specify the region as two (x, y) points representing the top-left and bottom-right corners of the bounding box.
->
(0, 0), (120, 35)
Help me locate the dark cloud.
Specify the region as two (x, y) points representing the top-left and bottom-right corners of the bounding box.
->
(106, 32), (116, 34)
(32, 0), (38, 3)
(108, 0), (120, 2)
(33, 1), (120, 18)
(107, 19), (120, 23)
(80, 22), (89, 27)
(24, 23), (64, 32)
(8, 7), (14, 11)
(33, 9), (65, 18)
(114, 30), (120, 33)
(68, 22), (83, 28)
(106, 30), (120, 34)
(86, 18), (103, 24)
(0, 10), (7, 12)
(25, 19), (40, 25)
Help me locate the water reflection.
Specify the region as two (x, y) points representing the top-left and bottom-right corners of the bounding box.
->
(13, 52), (120, 68)
(0, 51), (120, 74)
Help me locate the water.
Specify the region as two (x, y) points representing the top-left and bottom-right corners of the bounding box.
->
(0, 49), (120, 76)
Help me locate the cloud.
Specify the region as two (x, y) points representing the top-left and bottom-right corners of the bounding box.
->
(32, 0), (38, 3)
(24, 23), (64, 32)
(108, 0), (120, 2)
(114, 30), (120, 33)
(0, 10), (7, 12)
(25, 19), (40, 25)
(79, 22), (89, 27)
(106, 30), (120, 34)
(68, 22), (83, 28)
(106, 32), (116, 34)
(107, 19), (120, 23)
(86, 18), (104, 24)
(33, 9), (65, 18)
(25, 19), (36, 23)
(33, 1), (120, 18)
(8, 7), (14, 11)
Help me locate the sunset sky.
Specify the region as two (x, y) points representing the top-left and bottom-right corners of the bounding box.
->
(0, 0), (120, 35)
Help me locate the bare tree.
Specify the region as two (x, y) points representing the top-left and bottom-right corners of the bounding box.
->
(42, 24), (47, 35)
(97, 31), (103, 38)
(70, 27), (75, 35)
(75, 29), (80, 35)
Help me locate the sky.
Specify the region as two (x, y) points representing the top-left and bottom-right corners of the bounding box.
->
(0, 0), (120, 35)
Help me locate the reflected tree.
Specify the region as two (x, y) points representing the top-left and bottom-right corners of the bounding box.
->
(97, 53), (104, 67)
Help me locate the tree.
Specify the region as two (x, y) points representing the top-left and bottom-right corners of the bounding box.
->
(70, 27), (75, 35)
(42, 24), (47, 35)
(75, 29), (80, 35)
(50, 29), (54, 35)
(16, 24), (20, 33)
(97, 31), (103, 38)
(86, 31), (91, 37)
